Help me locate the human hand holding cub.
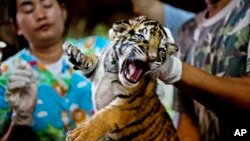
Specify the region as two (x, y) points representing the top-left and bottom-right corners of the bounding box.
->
(156, 27), (183, 84)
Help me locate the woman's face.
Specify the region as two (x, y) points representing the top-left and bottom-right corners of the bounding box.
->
(15, 0), (67, 47)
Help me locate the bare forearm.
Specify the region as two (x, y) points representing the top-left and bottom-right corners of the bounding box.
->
(177, 113), (201, 141)
(175, 62), (250, 112)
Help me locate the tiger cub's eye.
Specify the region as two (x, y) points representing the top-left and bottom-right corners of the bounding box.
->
(133, 34), (145, 40)
(158, 47), (166, 53)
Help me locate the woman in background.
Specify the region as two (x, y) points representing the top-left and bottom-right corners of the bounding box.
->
(0, 0), (108, 140)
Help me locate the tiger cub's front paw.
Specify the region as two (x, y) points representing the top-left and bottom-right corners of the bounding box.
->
(63, 42), (84, 69)
(66, 124), (100, 141)
(63, 42), (93, 70)
(63, 42), (99, 75)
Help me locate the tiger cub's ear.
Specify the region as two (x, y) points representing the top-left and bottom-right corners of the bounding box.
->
(166, 43), (179, 55)
(108, 20), (130, 41)
(108, 28), (116, 41)
(163, 27), (179, 55)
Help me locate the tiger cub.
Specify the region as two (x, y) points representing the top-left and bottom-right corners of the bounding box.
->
(64, 16), (179, 141)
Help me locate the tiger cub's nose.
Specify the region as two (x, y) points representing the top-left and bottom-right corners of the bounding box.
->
(147, 52), (157, 61)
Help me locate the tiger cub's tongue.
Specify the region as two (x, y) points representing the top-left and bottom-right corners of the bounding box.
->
(126, 62), (142, 82)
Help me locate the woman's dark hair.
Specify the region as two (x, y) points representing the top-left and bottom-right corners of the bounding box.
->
(8, 0), (17, 22)
(8, 0), (26, 48)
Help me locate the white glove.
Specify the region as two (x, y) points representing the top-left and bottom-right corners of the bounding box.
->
(5, 60), (37, 126)
(157, 27), (183, 84)
(158, 56), (182, 84)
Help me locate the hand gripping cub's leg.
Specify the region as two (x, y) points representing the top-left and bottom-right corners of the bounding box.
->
(63, 42), (99, 76)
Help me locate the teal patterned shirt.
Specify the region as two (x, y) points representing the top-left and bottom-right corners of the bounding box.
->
(0, 36), (109, 141)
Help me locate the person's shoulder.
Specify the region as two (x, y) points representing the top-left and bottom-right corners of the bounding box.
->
(66, 35), (109, 46)
(177, 8), (206, 35)
(89, 35), (110, 49)
(0, 49), (27, 87)
(91, 35), (109, 42)
(177, 17), (197, 36)
(1, 49), (28, 74)
(65, 35), (110, 55)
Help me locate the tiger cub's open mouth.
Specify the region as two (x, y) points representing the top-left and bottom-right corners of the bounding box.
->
(122, 59), (149, 83)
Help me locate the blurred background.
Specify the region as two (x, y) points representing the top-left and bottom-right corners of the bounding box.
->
(0, 0), (206, 61)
